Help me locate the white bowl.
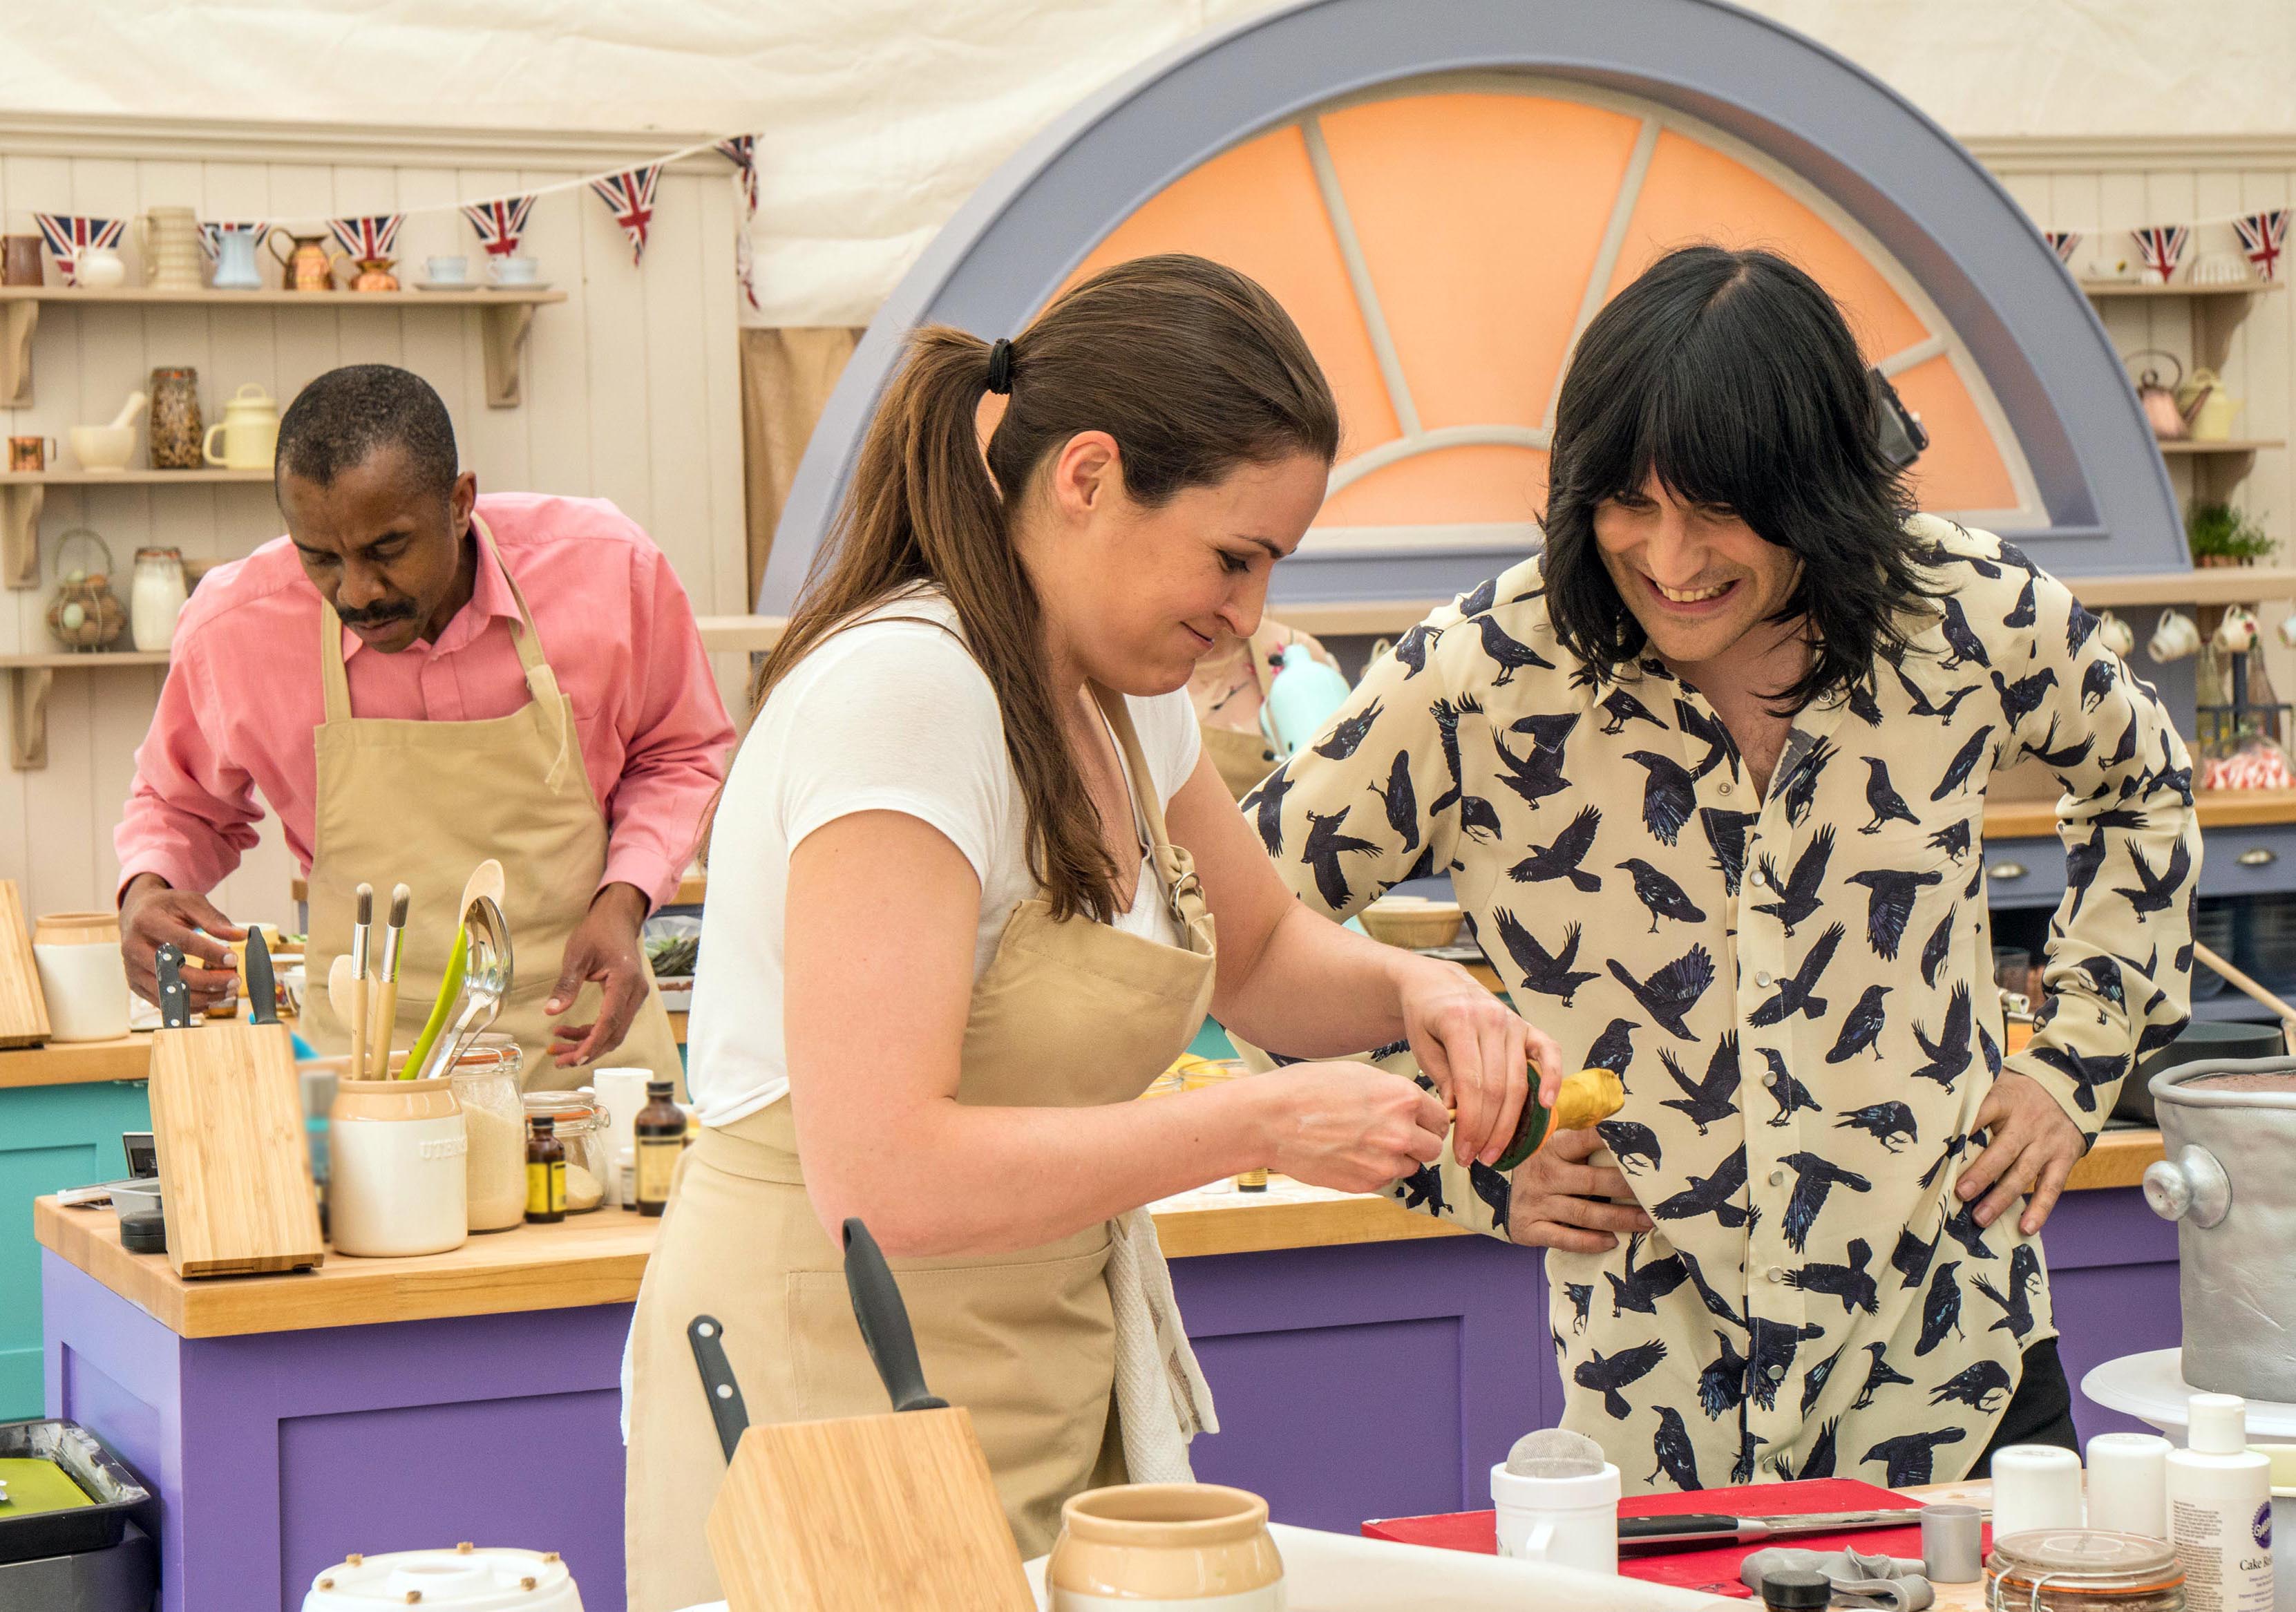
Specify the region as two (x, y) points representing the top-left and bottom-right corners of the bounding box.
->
(69, 424), (135, 472)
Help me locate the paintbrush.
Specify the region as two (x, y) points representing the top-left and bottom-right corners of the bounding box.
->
(350, 883), (373, 1081)
(370, 884), (410, 1079)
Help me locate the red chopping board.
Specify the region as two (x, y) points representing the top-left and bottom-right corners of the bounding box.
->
(1365, 1477), (1988, 1600)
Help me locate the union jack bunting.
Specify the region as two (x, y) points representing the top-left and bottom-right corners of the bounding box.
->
(2132, 224), (2189, 285)
(460, 196), (536, 259)
(2235, 209), (2287, 281)
(590, 164), (661, 265)
(328, 214), (404, 265)
(197, 220), (269, 263)
(714, 136), (758, 217)
(32, 214), (124, 284)
(2043, 231), (2080, 266)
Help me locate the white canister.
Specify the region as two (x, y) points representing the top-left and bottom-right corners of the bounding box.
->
(1990, 1445), (2085, 1542)
(301, 1544), (581, 1611)
(130, 546), (189, 652)
(590, 1066), (651, 1164)
(328, 1078), (468, 1258)
(1490, 1459), (1622, 1576)
(2089, 1431), (2174, 1539)
(32, 911), (131, 1042)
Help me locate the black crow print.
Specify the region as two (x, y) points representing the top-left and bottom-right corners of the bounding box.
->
(1600, 686), (1664, 735)
(1397, 1161), (1448, 1215)
(1788, 1238), (1879, 1315)
(1459, 576), (1497, 616)
(1971, 1245), (2042, 1340)
(1930, 726), (1996, 801)
(1826, 987), (1892, 1065)
(1577, 1338), (1668, 1419)
(2114, 837), (2192, 922)
(1910, 984), (1975, 1088)
(1300, 807), (1379, 909)
(2067, 601), (2100, 656)
(1427, 696), (1477, 817)
(1509, 710), (1579, 751)
(1470, 1160), (1510, 1226)
(1855, 1341), (1915, 1410)
(1837, 1099), (1918, 1153)
(1699, 1329), (1750, 1418)
(1606, 1233), (1690, 1316)
(1780, 737), (1836, 826)
(1892, 663), (1977, 723)
(1861, 757), (1919, 833)
(1754, 826), (1834, 936)
(1846, 867), (1944, 961)
(1509, 805), (1602, 891)
(2081, 656), (2117, 712)
(1759, 1050), (1821, 1126)
(1938, 1200), (1996, 1262)
(1930, 1359), (2013, 1412)
(1649, 1406), (1701, 1490)
(1802, 1345), (1845, 1418)
(1673, 698), (1737, 780)
(2003, 572), (2038, 629)
(2100, 713), (2140, 772)
(1367, 751), (1421, 855)
(1626, 750), (1698, 846)
(1891, 1225), (1937, 1291)
(1734, 1428), (1770, 1486)
(1610, 945), (1718, 1041)
(1492, 725), (1573, 812)
(1679, 1249), (1747, 1329)
(1492, 911), (1598, 1005)
(1478, 614), (1553, 683)
(1751, 1318), (1828, 1412)
(1864, 1427), (1966, 1487)
(1937, 597), (1992, 670)
(1620, 857), (1707, 932)
(1919, 909), (1957, 988)
(1586, 1018), (1640, 1078)
(1700, 807), (1761, 895)
(1599, 1118), (1663, 1175)
(1659, 1034), (1740, 1134)
(1315, 698), (1383, 761)
(1750, 924), (1844, 1027)
(1992, 665), (2060, 727)
(1928, 817), (1973, 862)
(1654, 1148), (1752, 1228)
(1391, 622), (1439, 678)
(1916, 1260), (1964, 1356)
(1918, 1131), (1976, 1192)
(1790, 1417), (1841, 1481)
(2074, 955), (2127, 1010)
(1566, 1282), (1595, 1334)
(2027, 715), (2096, 773)
(1251, 768), (1293, 856)
(2028, 1042), (2129, 1114)
(1781, 1152), (1872, 1253)
(1846, 680), (1885, 726)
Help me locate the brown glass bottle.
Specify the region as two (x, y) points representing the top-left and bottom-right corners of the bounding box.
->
(635, 1079), (683, 1218)
(526, 1115), (567, 1224)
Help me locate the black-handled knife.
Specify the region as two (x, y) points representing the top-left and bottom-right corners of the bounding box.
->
(245, 930), (278, 1026)
(155, 943), (190, 1030)
(1620, 1508), (1923, 1549)
(686, 1315), (752, 1463)
(842, 1217), (947, 1414)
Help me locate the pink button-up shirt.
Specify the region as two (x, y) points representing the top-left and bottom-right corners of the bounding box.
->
(117, 492), (736, 909)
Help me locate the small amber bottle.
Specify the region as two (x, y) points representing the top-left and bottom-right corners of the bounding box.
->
(635, 1079), (683, 1218)
(526, 1115), (567, 1224)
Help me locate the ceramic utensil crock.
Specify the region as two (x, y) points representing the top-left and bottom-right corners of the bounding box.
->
(1047, 1485), (1284, 1610)
(32, 911), (129, 1042)
(327, 1075), (468, 1258)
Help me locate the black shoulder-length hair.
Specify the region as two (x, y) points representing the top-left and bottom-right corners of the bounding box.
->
(1540, 244), (1935, 711)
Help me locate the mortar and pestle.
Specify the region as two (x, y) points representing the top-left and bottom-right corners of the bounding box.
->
(69, 392), (146, 473)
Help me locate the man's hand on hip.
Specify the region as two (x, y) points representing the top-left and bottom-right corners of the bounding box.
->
(1955, 1070), (2087, 1235)
(547, 882), (652, 1066)
(1506, 1124), (1652, 1252)
(119, 873), (244, 1009)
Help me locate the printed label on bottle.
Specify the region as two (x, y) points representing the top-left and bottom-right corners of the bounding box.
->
(637, 1138), (679, 1203)
(2175, 1497), (2276, 1612)
(526, 1159), (565, 1216)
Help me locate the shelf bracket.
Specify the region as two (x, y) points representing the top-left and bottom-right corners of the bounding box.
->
(480, 303), (536, 408)
(9, 666), (53, 770)
(3, 482), (41, 590)
(3, 301), (35, 408)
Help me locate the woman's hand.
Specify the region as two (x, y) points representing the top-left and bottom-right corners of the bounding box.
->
(1395, 956), (1561, 1168)
(1253, 1063), (1450, 1193)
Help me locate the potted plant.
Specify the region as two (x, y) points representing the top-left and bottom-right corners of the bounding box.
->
(2188, 502), (2277, 567)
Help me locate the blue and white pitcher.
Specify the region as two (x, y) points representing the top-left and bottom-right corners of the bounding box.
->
(210, 229), (264, 290)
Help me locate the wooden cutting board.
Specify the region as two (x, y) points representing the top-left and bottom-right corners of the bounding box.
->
(0, 880), (52, 1047)
(707, 1405), (1033, 1612)
(149, 1021), (324, 1278)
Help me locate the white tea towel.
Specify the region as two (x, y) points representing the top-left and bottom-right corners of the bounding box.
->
(1108, 1205), (1217, 1481)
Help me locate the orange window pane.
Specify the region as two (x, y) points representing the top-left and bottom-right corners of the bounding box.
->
(1317, 93), (1647, 430)
(1061, 124), (1402, 453)
(1318, 444), (1550, 529)
(1604, 130), (1931, 363)
(1889, 354), (2021, 514)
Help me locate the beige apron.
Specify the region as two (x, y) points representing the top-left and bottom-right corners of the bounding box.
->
(1201, 625), (1283, 802)
(623, 689), (1217, 1612)
(300, 513), (683, 1092)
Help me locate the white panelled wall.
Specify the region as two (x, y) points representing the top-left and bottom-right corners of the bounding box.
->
(0, 117), (747, 930)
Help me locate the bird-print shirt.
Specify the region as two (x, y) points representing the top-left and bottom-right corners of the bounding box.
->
(1242, 515), (2197, 1492)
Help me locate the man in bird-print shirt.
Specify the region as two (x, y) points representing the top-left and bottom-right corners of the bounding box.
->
(1243, 246), (2197, 1492)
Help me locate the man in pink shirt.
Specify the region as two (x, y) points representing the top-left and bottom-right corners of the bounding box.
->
(117, 365), (734, 1083)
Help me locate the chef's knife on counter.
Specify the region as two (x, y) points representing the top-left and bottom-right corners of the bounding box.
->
(155, 943), (190, 1030)
(1620, 1508), (1938, 1548)
(245, 929), (278, 1025)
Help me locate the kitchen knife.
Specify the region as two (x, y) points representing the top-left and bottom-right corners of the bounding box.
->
(686, 1314), (752, 1463)
(842, 1217), (948, 1414)
(155, 943), (190, 1030)
(245, 929), (278, 1025)
(1619, 1508), (1931, 1548)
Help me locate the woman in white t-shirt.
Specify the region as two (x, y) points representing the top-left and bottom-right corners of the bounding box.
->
(625, 254), (1562, 1609)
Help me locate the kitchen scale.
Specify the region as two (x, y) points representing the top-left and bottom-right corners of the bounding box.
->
(0, 1419), (156, 1611)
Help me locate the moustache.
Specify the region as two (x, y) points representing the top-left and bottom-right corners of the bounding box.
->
(337, 605), (415, 629)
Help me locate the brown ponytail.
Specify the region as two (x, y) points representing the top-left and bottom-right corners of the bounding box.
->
(743, 253), (1338, 921)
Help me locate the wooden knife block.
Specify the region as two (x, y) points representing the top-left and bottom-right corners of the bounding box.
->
(706, 1405), (1033, 1612)
(149, 1021), (324, 1278)
(0, 880), (51, 1047)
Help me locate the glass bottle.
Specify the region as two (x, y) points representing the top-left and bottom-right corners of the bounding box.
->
(635, 1079), (683, 1217)
(519, 1089), (611, 1213)
(526, 1115), (566, 1224)
(130, 547), (189, 652)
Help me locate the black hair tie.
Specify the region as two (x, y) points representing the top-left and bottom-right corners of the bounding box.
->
(985, 337), (1014, 395)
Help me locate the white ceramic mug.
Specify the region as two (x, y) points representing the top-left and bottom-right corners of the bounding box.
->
(2216, 605), (2261, 655)
(33, 942), (131, 1042)
(2096, 610), (2136, 658)
(424, 254), (469, 284)
(493, 255), (539, 285)
(2150, 609), (2201, 663)
(1490, 1460), (1621, 1576)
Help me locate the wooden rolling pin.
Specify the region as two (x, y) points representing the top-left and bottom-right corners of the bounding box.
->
(2192, 942), (2296, 1052)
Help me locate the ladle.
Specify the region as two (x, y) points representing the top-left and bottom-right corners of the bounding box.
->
(412, 894), (512, 1081)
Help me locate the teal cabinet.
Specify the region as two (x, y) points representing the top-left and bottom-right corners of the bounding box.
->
(1, 1081), (149, 1418)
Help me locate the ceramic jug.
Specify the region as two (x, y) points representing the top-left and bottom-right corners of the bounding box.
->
(74, 245), (127, 290)
(201, 383), (279, 470)
(268, 229), (336, 292)
(210, 229), (263, 290)
(140, 205), (201, 291)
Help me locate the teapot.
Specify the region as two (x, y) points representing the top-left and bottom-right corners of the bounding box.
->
(2129, 350), (2203, 442)
(73, 245), (128, 290)
(268, 229), (336, 292)
(202, 383), (280, 471)
(339, 255), (400, 293)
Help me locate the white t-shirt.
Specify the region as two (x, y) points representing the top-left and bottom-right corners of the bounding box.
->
(684, 592), (1204, 1128)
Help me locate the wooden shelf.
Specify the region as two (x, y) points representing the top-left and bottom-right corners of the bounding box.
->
(694, 614), (787, 654)
(0, 468), (272, 485)
(1, 469), (274, 591)
(2082, 280), (2285, 297)
(2, 651), (168, 770)
(2158, 439), (2284, 455)
(0, 284), (562, 411)
(2058, 567), (2296, 606)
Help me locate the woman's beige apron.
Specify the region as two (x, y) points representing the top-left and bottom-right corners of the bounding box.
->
(1200, 625), (1283, 802)
(300, 513), (683, 1092)
(624, 690), (1217, 1612)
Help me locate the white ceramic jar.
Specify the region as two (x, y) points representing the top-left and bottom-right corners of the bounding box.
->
(129, 546), (188, 652)
(1490, 1457), (1622, 1575)
(1047, 1485), (1284, 1611)
(328, 1077), (468, 1258)
(32, 911), (130, 1042)
(300, 1544), (580, 1611)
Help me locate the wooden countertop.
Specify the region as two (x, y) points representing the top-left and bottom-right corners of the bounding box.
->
(1983, 786), (2296, 842)
(31, 1130), (2164, 1340)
